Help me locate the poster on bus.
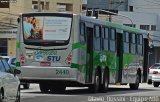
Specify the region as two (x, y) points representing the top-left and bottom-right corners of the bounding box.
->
(23, 16), (72, 40)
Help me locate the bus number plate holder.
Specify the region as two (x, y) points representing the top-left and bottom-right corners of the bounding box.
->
(40, 62), (51, 66)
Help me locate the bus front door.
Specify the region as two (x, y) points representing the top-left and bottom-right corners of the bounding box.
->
(116, 33), (123, 83)
(86, 27), (94, 83)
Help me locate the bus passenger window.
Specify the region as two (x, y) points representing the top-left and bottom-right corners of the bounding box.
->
(123, 32), (129, 53)
(102, 27), (109, 51)
(130, 33), (136, 54)
(109, 28), (116, 52)
(137, 34), (143, 55)
(94, 26), (101, 50)
(80, 23), (86, 43)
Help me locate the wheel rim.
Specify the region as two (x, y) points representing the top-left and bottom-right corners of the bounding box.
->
(105, 76), (109, 90)
(95, 75), (99, 92)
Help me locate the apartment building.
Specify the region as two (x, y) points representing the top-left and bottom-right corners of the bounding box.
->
(0, 0), (83, 56)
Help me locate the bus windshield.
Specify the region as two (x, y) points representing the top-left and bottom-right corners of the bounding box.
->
(22, 15), (72, 45)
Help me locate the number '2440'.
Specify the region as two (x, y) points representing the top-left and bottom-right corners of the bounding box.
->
(56, 69), (69, 75)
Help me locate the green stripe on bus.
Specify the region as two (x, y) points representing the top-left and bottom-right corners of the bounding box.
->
(72, 43), (86, 50)
(71, 63), (87, 74)
(16, 42), (20, 48)
(71, 63), (80, 68)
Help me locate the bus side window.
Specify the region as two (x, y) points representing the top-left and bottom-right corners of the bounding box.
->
(94, 26), (101, 51)
(102, 27), (109, 51)
(123, 31), (129, 53)
(80, 22), (86, 43)
(109, 28), (116, 52)
(137, 34), (143, 55)
(130, 33), (136, 54)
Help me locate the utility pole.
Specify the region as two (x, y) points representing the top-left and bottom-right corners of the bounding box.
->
(38, 0), (41, 12)
(109, 0), (112, 22)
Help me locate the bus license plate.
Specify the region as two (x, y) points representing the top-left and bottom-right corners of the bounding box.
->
(40, 62), (51, 66)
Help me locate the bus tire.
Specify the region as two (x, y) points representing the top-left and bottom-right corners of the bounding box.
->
(50, 85), (66, 93)
(153, 82), (159, 87)
(0, 89), (4, 102)
(129, 74), (140, 90)
(23, 83), (30, 89)
(39, 83), (49, 93)
(89, 71), (100, 93)
(100, 68), (109, 93)
(15, 85), (20, 102)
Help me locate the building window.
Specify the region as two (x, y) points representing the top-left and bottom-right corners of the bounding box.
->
(129, 6), (133, 12)
(123, 24), (136, 28)
(57, 3), (73, 12)
(140, 25), (150, 30)
(151, 25), (156, 31)
(0, 39), (7, 56)
(0, 0), (9, 8)
(82, 4), (87, 11)
(32, 1), (49, 11)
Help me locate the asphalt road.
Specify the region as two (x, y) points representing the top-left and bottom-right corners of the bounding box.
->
(21, 83), (160, 102)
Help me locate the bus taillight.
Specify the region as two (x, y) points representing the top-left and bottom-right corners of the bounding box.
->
(67, 54), (72, 65)
(21, 54), (25, 64)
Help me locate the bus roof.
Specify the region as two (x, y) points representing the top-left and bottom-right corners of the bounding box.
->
(80, 15), (148, 37)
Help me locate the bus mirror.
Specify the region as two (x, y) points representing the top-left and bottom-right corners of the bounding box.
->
(17, 17), (20, 23)
(149, 44), (154, 49)
(149, 44), (154, 54)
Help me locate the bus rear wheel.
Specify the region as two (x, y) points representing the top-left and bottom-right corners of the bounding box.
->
(89, 72), (100, 93)
(50, 85), (66, 93)
(129, 74), (140, 90)
(153, 82), (159, 87)
(100, 68), (109, 93)
(39, 83), (49, 93)
(23, 83), (30, 89)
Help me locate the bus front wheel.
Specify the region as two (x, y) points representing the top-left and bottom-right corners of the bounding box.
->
(39, 83), (49, 93)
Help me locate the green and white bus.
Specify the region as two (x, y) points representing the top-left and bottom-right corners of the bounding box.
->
(16, 12), (149, 93)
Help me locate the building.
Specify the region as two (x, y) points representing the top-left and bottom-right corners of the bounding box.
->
(87, 0), (128, 10)
(0, 0), (83, 56)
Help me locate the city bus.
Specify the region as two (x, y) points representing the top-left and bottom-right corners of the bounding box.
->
(16, 12), (149, 93)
